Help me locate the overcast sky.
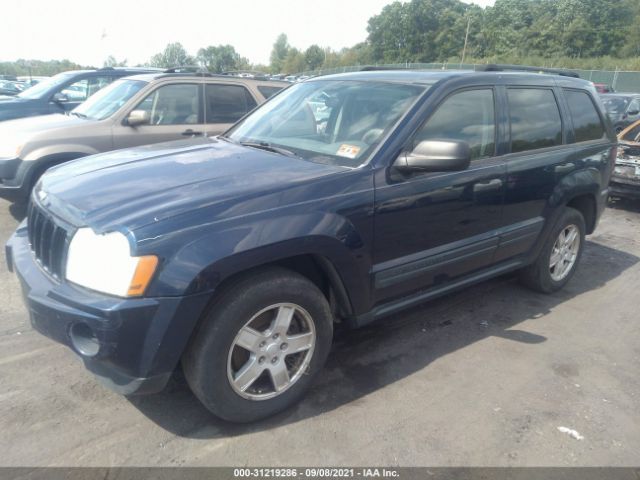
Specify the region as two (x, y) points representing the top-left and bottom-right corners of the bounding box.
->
(1, 0), (496, 67)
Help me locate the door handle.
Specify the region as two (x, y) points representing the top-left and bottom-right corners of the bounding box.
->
(182, 129), (203, 136)
(473, 178), (503, 193)
(554, 163), (575, 174)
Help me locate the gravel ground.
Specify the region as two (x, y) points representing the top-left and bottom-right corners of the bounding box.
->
(0, 198), (639, 467)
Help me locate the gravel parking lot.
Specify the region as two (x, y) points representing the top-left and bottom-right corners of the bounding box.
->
(0, 198), (639, 466)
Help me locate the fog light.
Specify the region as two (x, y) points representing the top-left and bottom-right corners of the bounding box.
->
(69, 322), (100, 357)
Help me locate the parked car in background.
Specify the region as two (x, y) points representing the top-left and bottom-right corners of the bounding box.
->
(0, 81), (24, 96)
(0, 72), (287, 202)
(0, 67), (160, 122)
(593, 82), (614, 93)
(6, 68), (615, 422)
(610, 120), (640, 199)
(17, 76), (49, 87)
(600, 93), (640, 133)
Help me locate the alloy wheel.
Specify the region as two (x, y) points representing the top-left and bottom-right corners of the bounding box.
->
(549, 224), (580, 282)
(227, 303), (316, 400)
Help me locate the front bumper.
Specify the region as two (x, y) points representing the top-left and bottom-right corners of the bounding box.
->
(6, 223), (211, 395)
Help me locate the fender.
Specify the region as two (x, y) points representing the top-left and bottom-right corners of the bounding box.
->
(23, 144), (100, 162)
(547, 166), (601, 210)
(526, 166), (601, 263)
(15, 151), (95, 194)
(144, 211), (374, 315)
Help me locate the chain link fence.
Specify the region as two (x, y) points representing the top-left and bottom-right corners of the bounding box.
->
(297, 63), (640, 93)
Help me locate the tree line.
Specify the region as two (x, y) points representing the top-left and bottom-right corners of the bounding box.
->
(2, 0), (640, 77)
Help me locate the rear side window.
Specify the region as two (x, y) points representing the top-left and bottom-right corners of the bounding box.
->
(206, 84), (257, 123)
(414, 89), (496, 160)
(564, 90), (605, 142)
(508, 88), (562, 153)
(258, 85), (284, 99)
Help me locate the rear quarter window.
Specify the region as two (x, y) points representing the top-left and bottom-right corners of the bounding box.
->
(564, 90), (606, 142)
(508, 88), (563, 153)
(258, 85), (285, 99)
(206, 84), (257, 123)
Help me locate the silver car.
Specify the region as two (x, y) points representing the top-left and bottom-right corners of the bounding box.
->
(0, 72), (287, 202)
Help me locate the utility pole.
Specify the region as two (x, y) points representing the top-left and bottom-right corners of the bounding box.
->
(461, 16), (471, 66)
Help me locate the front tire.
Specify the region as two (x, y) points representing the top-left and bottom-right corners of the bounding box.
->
(519, 207), (585, 293)
(182, 267), (333, 422)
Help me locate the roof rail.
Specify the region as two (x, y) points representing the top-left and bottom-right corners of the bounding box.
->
(163, 66), (209, 74)
(477, 64), (580, 78)
(360, 65), (411, 71)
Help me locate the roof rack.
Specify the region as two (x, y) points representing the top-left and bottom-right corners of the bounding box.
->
(477, 64), (580, 78)
(360, 66), (411, 71)
(163, 66), (209, 74)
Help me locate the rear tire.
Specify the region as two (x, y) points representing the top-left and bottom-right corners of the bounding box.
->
(519, 207), (585, 293)
(182, 267), (333, 422)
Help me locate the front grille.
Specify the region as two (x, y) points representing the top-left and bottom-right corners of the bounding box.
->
(27, 202), (70, 279)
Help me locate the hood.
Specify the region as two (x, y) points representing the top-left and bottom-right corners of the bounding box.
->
(0, 114), (88, 154)
(0, 113), (86, 136)
(39, 138), (347, 232)
(0, 96), (43, 121)
(0, 95), (31, 104)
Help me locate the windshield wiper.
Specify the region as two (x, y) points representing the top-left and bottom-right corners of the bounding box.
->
(240, 141), (300, 159)
(69, 111), (88, 119)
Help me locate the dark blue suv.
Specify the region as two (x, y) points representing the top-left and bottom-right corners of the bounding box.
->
(6, 69), (616, 422)
(0, 67), (160, 122)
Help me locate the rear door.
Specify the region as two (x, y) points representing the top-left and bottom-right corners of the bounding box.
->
(203, 83), (258, 136)
(112, 82), (202, 149)
(494, 85), (571, 262)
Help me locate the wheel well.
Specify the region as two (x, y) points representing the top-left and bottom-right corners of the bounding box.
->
(27, 154), (87, 191)
(567, 194), (596, 234)
(211, 255), (353, 323)
(272, 255), (352, 321)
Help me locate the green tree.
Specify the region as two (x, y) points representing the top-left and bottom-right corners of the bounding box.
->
(270, 34), (290, 72)
(282, 48), (306, 74)
(304, 45), (325, 70)
(197, 45), (246, 73)
(103, 55), (127, 67)
(149, 42), (194, 68)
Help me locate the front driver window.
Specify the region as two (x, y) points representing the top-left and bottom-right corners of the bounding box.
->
(414, 89), (496, 160)
(60, 76), (113, 102)
(133, 84), (199, 125)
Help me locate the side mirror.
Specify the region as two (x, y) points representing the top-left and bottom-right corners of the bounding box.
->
(627, 110), (640, 116)
(126, 110), (150, 127)
(52, 92), (69, 103)
(394, 140), (471, 172)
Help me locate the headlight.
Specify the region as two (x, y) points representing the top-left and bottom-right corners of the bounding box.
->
(0, 142), (23, 159)
(66, 228), (158, 297)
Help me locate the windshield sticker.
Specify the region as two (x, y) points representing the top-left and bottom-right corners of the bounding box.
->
(336, 144), (361, 159)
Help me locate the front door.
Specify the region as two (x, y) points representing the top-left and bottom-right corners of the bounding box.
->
(50, 75), (115, 113)
(373, 88), (506, 304)
(113, 83), (203, 149)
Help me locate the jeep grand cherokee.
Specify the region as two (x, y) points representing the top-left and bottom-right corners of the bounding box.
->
(6, 69), (616, 422)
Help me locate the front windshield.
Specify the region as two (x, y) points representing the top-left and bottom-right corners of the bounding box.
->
(73, 79), (146, 120)
(227, 80), (427, 167)
(17, 72), (75, 99)
(602, 97), (629, 115)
